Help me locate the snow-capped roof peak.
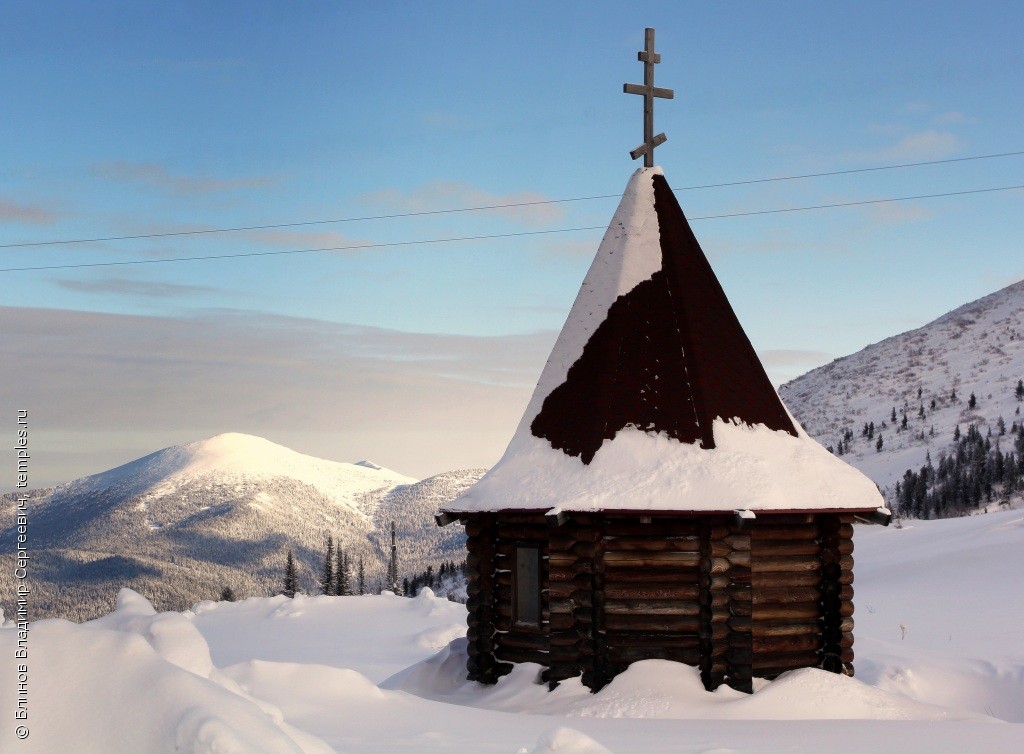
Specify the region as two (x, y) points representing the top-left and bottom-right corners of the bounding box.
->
(446, 168), (883, 514)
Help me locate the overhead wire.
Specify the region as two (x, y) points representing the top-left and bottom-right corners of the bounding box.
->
(1, 149), (1022, 250)
(2, 183), (1022, 273)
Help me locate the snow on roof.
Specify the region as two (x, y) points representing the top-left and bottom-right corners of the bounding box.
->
(446, 167), (883, 514)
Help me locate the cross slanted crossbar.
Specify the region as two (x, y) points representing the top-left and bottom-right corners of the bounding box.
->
(623, 27), (674, 167)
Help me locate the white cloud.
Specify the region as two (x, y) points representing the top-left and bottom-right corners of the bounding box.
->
(93, 161), (275, 195)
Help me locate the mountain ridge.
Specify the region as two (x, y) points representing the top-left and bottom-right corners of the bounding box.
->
(0, 433), (481, 621)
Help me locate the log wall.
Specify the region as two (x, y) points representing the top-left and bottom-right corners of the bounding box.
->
(750, 514), (855, 679)
(461, 511), (857, 692)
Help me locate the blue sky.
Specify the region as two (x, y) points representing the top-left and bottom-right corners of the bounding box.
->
(2, 2), (1023, 486)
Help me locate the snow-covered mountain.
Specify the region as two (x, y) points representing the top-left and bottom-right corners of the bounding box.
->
(0, 433), (482, 620)
(781, 279), (1024, 503)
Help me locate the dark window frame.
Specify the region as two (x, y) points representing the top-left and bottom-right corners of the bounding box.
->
(512, 543), (543, 629)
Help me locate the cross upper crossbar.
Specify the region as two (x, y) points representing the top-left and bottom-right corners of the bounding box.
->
(623, 27), (674, 167)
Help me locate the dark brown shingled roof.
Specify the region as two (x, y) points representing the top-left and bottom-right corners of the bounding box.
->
(531, 172), (797, 464)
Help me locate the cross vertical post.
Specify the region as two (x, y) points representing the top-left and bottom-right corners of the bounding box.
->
(623, 27), (674, 167)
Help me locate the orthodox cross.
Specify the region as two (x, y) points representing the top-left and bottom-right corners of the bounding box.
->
(623, 27), (674, 167)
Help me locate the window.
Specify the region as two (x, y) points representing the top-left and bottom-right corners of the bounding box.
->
(514, 545), (541, 627)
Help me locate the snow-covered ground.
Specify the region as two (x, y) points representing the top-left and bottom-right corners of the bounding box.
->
(3, 510), (1023, 753)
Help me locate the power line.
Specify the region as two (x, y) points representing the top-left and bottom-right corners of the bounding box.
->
(2, 150), (1021, 250)
(3, 183), (1021, 274)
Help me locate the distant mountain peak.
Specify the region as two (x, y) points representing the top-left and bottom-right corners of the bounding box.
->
(59, 432), (416, 503)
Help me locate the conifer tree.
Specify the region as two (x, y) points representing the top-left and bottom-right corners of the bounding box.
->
(335, 544), (350, 596)
(220, 586), (237, 602)
(875, 434), (884, 452)
(1016, 379), (1024, 401)
(969, 392), (977, 409)
(358, 556), (366, 595)
(283, 549), (298, 598)
(319, 533), (335, 595)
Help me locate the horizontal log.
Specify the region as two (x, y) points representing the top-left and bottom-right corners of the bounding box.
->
(605, 614), (702, 632)
(755, 556), (824, 573)
(603, 536), (702, 552)
(605, 631), (701, 648)
(751, 587), (822, 606)
(495, 632), (549, 652)
(607, 646), (701, 665)
(754, 572), (823, 589)
(604, 567), (701, 583)
(753, 541), (821, 557)
(548, 553), (593, 569)
(602, 522), (703, 538)
(838, 571), (854, 585)
(548, 614), (574, 631)
(494, 646), (550, 665)
(753, 634), (822, 653)
(603, 550), (702, 568)
(753, 603), (822, 621)
(752, 621), (821, 638)
(494, 525), (549, 541)
(603, 583), (701, 601)
(604, 599), (701, 616)
(753, 656), (822, 674)
(752, 525), (821, 540)
(547, 570), (591, 586)
(549, 529), (600, 547)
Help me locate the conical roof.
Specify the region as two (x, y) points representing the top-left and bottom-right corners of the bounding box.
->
(446, 167), (883, 514)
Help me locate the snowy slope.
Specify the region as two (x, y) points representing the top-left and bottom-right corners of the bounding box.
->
(3, 509), (1022, 752)
(0, 435), (479, 621)
(781, 279), (1024, 498)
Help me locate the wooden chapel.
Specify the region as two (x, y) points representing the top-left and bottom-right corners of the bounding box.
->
(437, 28), (889, 694)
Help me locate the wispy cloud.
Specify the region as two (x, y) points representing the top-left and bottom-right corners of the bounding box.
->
(52, 277), (228, 299)
(93, 161), (275, 195)
(886, 130), (961, 160)
(868, 203), (932, 225)
(357, 181), (566, 228)
(0, 306), (556, 483)
(0, 197), (60, 225)
(933, 110), (977, 125)
(240, 228), (371, 250)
